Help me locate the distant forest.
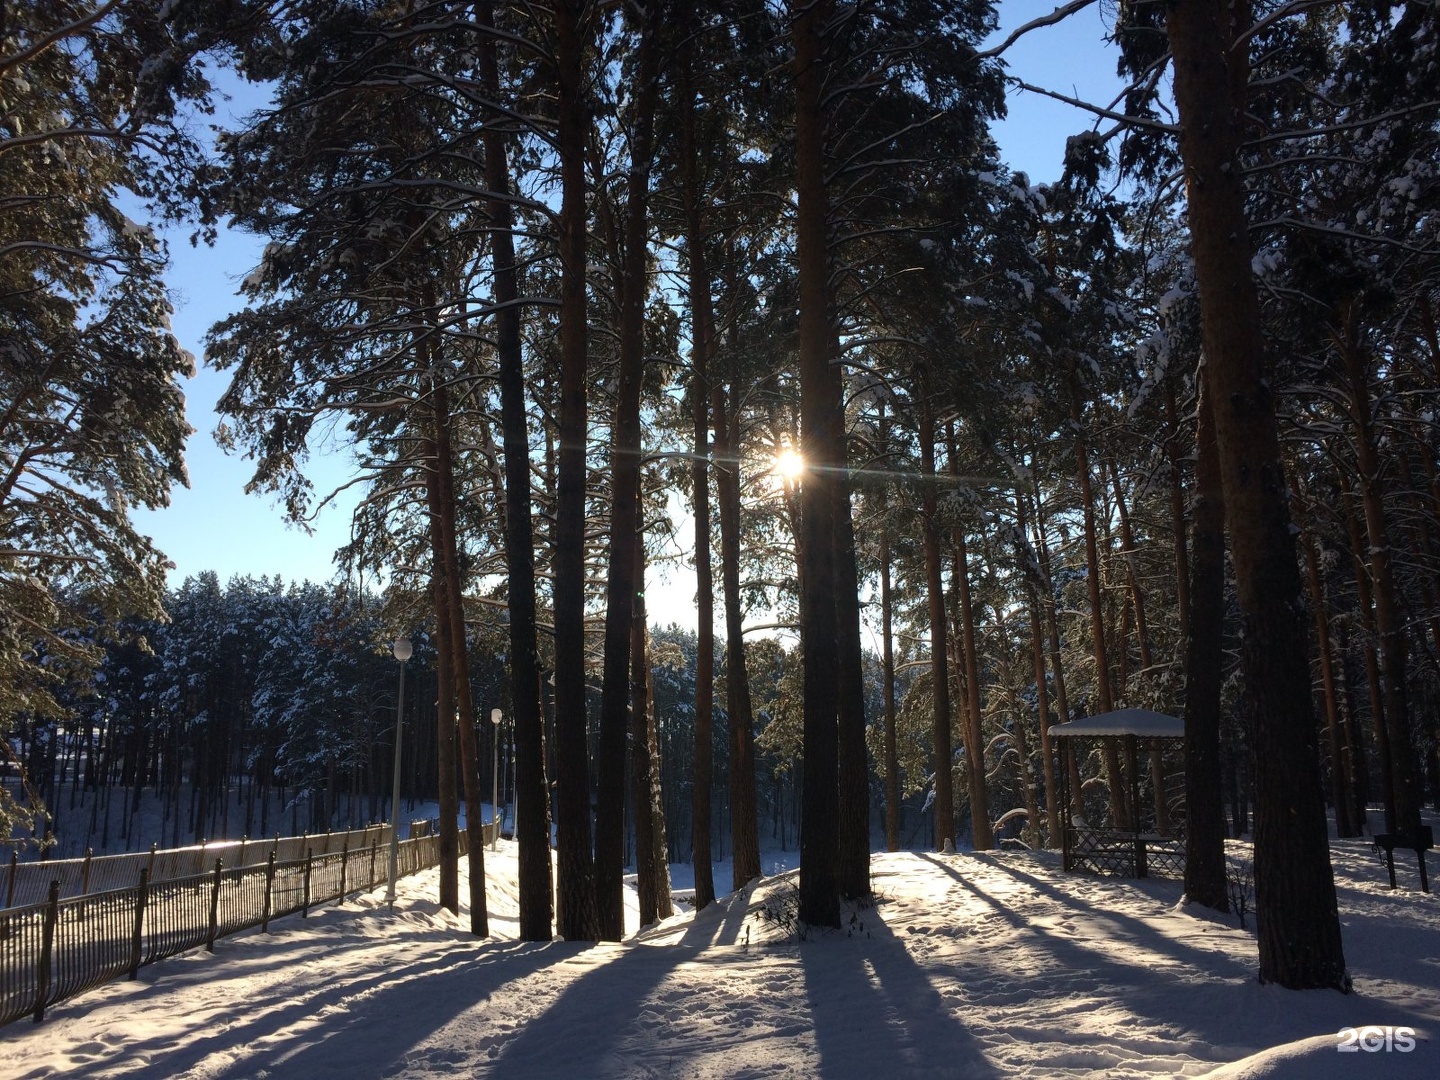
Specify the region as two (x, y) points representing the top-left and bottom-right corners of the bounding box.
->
(8, 573), (900, 860)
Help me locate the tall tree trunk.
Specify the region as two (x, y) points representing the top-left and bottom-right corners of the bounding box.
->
(1109, 461), (1167, 834)
(1166, 0), (1347, 989)
(429, 361), (489, 936)
(792, 0), (841, 927)
(552, 0), (597, 942)
(679, 28), (717, 911)
(1336, 623), (1372, 829)
(1340, 471), (1391, 830)
(594, 7), (662, 942)
(948, 424), (991, 850)
(1183, 375), (1228, 912)
(1336, 306), (1424, 840)
(1016, 489), (1060, 847)
(1030, 480), (1082, 815)
(1302, 527), (1358, 837)
(1165, 381), (1191, 642)
(832, 376), (870, 895)
(1397, 449), (1440, 813)
(477, 0), (552, 942)
(990, 592), (1041, 844)
(428, 477), (460, 915)
(415, 318), (459, 914)
(631, 526), (669, 926)
(920, 394), (955, 851)
(714, 382), (760, 890)
(1109, 460), (1153, 677)
(1072, 386), (1127, 828)
(879, 408), (901, 852)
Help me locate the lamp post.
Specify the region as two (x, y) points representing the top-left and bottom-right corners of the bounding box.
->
(386, 635), (413, 907)
(490, 708), (502, 851)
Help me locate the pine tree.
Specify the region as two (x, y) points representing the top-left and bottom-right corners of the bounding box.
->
(0, 0), (207, 837)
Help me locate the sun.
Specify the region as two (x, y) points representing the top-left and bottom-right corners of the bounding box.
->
(774, 447), (805, 482)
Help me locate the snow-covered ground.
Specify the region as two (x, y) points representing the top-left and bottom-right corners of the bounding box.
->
(3, 835), (1436, 1078)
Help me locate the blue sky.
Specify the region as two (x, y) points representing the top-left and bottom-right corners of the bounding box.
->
(129, 2), (1127, 628)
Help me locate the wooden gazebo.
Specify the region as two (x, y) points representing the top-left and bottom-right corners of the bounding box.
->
(1051, 709), (1186, 879)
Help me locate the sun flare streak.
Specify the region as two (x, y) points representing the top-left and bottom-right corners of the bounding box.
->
(774, 447), (805, 482)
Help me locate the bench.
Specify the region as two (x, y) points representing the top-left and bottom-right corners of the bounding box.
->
(1373, 826), (1433, 893)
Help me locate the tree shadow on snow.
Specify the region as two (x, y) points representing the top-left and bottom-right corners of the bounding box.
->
(799, 908), (999, 1078)
(486, 938), (698, 1075)
(92, 938), (572, 1079)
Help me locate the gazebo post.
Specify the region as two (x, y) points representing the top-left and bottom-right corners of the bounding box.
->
(1059, 740), (1072, 871)
(1126, 734), (1145, 878)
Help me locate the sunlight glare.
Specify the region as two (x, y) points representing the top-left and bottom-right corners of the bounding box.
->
(774, 447), (805, 482)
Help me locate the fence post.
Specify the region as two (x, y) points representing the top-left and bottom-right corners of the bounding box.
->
(238, 836), (248, 869)
(302, 849), (313, 917)
(338, 841), (349, 900)
(129, 868), (150, 979)
(368, 837), (378, 891)
(261, 851), (276, 932)
(81, 848), (93, 896)
(6, 850), (16, 908)
(33, 880), (59, 1023)
(147, 842), (157, 882)
(206, 859), (223, 953)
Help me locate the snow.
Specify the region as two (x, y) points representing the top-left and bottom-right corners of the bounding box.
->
(3, 836), (1437, 1078)
(1049, 708), (1183, 738)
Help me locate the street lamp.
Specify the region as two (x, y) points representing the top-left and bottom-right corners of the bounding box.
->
(386, 634), (413, 907)
(490, 708), (502, 851)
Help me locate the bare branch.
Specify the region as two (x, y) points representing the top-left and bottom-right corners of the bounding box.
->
(975, 0), (1101, 61)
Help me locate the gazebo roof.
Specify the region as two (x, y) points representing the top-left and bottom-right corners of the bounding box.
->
(1049, 708), (1184, 739)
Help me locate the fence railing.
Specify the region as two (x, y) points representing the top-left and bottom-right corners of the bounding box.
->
(1, 824), (494, 1027)
(4, 826), (395, 910)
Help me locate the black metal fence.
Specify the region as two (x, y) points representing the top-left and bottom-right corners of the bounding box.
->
(4, 826), (394, 909)
(0, 827), (487, 1027)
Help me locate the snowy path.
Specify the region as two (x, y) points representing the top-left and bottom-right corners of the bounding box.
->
(3, 841), (1437, 1078)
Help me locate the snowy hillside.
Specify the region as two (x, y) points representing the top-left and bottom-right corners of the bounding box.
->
(3, 837), (1436, 1078)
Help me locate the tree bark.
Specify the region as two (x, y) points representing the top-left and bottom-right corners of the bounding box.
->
(1182, 376), (1228, 913)
(920, 394), (956, 851)
(1340, 470), (1391, 831)
(429, 363), (489, 937)
(832, 377), (870, 895)
(552, 0), (597, 942)
(948, 425), (991, 851)
(1165, 381), (1192, 642)
(1031, 480), (1082, 815)
(792, 0), (841, 927)
(1336, 305), (1424, 840)
(1016, 488), (1060, 847)
(477, 0), (552, 942)
(1166, 0), (1347, 989)
(1396, 449), (1440, 814)
(879, 408), (901, 852)
(714, 381), (761, 891)
(631, 526), (667, 927)
(1109, 461), (1168, 834)
(594, 5), (662, 942)
(679, 27), (717, 911)
(427, 458), (460, 915)
(1302, 526), (1357, 838)
(1335, 622), (1372, 829)
(1072, 386), (1128, 828)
